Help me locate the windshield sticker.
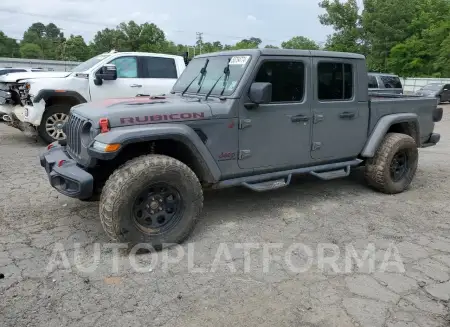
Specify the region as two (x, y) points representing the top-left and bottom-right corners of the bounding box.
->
(229, 56), (250, 65)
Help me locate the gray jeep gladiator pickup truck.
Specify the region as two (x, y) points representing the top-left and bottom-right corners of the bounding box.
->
(40, 49), (443, 247)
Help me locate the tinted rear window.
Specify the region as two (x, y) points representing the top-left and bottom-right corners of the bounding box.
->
(368, 75), (378, 88)
(380, 75), (402, 89)
(141, 56), (178, 79)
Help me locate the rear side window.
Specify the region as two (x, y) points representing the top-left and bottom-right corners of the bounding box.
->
(368, 75), (378, 88)
(318, 62), (353, 101)
(141, 57), (178, 79)
(380, 75), (402, 89)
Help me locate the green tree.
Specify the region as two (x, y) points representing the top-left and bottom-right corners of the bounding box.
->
(89, 28), (127, 54)
(264, 44), (279, 49)
(21, 22), (65, 59)
(281, 36), (319, 50)
(58, 35), (90, 61)
(0, 31), (20, 57)
(385, 1), (450, 76)
(232, 37), (262, 49)
(19, 43), (43, 59)
(362, 0), (418, 71)
(319, 0), (365, 54)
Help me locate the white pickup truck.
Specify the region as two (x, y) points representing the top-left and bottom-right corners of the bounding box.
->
(0, 50), (187, 143)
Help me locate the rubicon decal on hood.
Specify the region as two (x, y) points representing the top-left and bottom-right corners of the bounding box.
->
(120, 112), (206, 124)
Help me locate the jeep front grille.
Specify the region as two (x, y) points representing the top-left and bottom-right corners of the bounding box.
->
(66, 114), (86, 159)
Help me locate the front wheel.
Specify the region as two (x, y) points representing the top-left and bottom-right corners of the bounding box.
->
(99, 154), (203, 248)
(364, 133), (418, 194)
(38, 105), (70, 144)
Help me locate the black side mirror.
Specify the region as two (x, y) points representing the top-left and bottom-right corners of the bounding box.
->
(248, 82), (272, 107)
(94, 64), (117, 85)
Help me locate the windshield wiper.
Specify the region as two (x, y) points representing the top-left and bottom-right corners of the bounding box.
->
(196, 59), (210, 93)
(204, 59), (231, 101)
(181, 59), (209, 96)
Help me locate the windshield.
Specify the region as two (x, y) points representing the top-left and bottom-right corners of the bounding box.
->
(422, 84), (443, 91)
(71, 53), (112, 73)
(172, 55), (252, 96)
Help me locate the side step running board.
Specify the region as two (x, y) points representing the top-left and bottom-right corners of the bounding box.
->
(242, 175), (292, 192)
(310, 166), (351, 180)
(214, 159), (362, 190)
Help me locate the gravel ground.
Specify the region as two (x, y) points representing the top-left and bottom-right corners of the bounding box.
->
(1, 105), (450, 327)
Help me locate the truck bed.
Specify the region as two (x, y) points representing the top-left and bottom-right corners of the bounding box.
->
(368, 92), (439, 145)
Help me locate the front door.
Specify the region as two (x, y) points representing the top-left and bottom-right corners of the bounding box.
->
(238, 57), (312, 169)
(311, 58), (369, 160)
(90, 56), (143, 101)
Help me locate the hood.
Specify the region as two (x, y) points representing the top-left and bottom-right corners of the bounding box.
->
(0, 71), (71, 83)
(71, 95), (213, 128)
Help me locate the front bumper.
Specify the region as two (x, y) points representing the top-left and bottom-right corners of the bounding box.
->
(23, 99), (46, 126)
(40, 143), (94, 199)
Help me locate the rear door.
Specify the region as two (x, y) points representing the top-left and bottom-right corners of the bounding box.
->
(310, 58), (368, 160)
(139, 56), (179, 96)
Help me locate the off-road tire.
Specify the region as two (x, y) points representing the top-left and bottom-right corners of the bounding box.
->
(364, 133), (418, 194)
(99, 154), (203, 248)
(38, 104), (71, 144)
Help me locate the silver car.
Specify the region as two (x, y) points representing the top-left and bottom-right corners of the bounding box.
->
(415, 83), (450, 104)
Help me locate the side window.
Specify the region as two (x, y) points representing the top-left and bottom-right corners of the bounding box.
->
(254, 61), (305, 102)
(318, 62), (353, 101)
(368, 75), (378, 88)
(444, 84), (450, 90)
(381, 76), (402, 89)
(141, 57), (178, 79)
(109, 56), (138, 78)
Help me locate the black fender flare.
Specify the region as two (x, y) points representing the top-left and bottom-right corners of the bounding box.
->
(33, 89), (87, 104)
(361, 113), (420, 157)
(90, 123), (222, 183)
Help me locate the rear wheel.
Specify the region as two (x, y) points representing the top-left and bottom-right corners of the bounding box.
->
(99, 154), (203, 248)
(38, 104), (70, 144)
(364, 133), (418, 194)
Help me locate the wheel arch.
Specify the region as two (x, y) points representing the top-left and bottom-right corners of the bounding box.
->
(361, 113), (420, 158)
(34, 89), (87, 109)
(91, 124), (222, 184)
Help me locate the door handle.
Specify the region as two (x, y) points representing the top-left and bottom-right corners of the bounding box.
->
(291, 115), (310, 123)
(130, 84), (142, 88)
(339, 112), (356, 119)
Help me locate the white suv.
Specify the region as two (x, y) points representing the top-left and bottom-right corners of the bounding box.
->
(0, 50), (186, 143)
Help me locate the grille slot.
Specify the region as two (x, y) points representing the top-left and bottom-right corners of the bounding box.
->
(66, 114), (86, 159)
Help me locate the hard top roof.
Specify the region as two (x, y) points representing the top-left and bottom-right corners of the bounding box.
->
(195, 48), (365, 60)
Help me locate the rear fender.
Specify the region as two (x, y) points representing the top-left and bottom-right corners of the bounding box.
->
(361, 113), (420, 157)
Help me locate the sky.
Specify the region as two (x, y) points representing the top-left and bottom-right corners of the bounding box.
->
(0, 0), (346, 48)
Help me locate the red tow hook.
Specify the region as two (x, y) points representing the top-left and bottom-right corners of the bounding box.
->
(99, 118), (110, 133)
